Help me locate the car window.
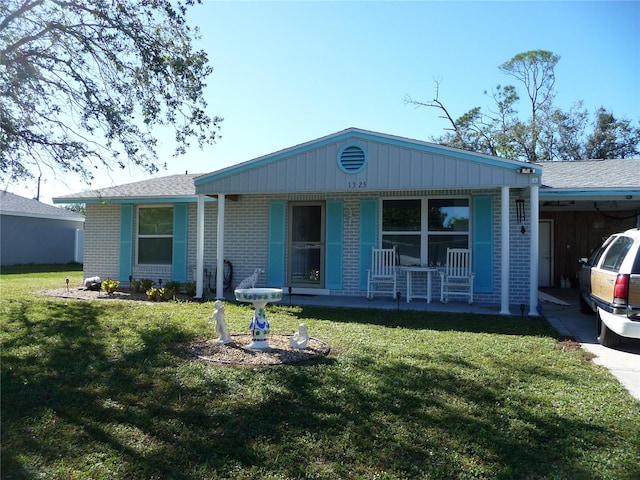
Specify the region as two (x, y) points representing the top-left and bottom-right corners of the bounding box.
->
(590, 236), (616, 266)
(588, 246), (605, 266)
(632, 248), (640, 274)
(601, 236), (633, 272)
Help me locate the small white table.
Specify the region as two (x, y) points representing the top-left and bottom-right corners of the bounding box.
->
(402, 266), (438, 303)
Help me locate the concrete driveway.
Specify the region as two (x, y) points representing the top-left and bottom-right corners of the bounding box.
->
(541, 288), (640, 402)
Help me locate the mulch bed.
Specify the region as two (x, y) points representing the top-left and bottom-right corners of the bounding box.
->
(184, 334), (331, 366)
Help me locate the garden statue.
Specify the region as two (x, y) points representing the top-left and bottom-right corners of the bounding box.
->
(83, 276), (101, 291)
(290, 323), (309, 349)
(236, 268), (264, 289)
(211, 300), (232, 344)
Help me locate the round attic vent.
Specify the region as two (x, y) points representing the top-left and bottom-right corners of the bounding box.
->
(337, 144), (367, 174)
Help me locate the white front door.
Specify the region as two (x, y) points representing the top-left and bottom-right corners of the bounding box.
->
(538, 220), (553, 287)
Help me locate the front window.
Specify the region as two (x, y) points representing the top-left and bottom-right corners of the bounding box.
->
(381, 198), (469, 266)
(138, 207), (173, 265)
(427, 199), (469, 266)
(382, 199), (421, 265)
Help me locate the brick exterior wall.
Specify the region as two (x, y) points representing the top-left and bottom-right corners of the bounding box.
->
(83, 203), (120, 280)
(85, 189), (533, 305)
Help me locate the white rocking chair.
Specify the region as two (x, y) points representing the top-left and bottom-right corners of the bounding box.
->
(367, 247), (397, 300)
(440, 248), (475, 304)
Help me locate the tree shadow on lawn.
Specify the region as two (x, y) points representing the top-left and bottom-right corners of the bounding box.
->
(2, 300), (637, 479)
(282, 304), (559, 338)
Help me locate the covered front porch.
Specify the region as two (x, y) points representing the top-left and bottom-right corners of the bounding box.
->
(191, 128), (544, 316)
(195, 184), (542, 316)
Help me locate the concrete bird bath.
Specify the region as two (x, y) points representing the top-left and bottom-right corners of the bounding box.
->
(234, 288), (283, 350)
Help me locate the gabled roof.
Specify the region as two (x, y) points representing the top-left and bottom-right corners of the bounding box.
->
(196, 128), (540, 186)
(1, 191), (84, 221)
(49, 130), (640, 203)
(53, 174), (202, 204)
(195, 127), (540, 195)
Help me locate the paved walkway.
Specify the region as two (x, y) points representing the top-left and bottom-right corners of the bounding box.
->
(540, 288), (640, 402)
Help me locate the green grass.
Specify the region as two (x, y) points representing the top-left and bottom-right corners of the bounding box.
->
(2, 266), (639, 479)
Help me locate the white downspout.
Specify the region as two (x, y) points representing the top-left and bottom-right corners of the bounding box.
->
(196, 194), (205, 299)
(529, 185), (540, 316)
(500, 186), (511, 315)
(216, 194), (225, 299)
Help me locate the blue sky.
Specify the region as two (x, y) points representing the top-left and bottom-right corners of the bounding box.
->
(15, 0), (640, 204)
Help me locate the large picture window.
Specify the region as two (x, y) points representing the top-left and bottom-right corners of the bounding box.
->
(138, 207), (173, 265)
(381, 198), (469, 266)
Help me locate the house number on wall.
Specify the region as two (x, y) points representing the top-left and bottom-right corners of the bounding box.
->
(348, 181), (367, 189)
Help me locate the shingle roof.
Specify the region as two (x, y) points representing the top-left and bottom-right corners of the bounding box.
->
(53, 174), (201, 203)
(539, 159), (640, 190)
(51, 157), (640, 204)
(1, 191), (85, 220)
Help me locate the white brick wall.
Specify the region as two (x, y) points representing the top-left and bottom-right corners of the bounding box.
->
(85, 188), (533, 304)
(83, 204), (120, 281)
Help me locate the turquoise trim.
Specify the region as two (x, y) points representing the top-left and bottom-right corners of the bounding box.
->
(472, 196), (493, 293)
(195, 128), (538, 187)
(268, 201), (286, 287)
(359, 199), (378, 290)
(325, 200), (344, 289)
(118, 205), (134, 282)
(539, 188), (640, 197)
(337, 143), (368, 174)
(73, 196), (215, 205)
(172, 204), (189, 282)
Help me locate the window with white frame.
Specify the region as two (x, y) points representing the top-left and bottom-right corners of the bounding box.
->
(137, 206), (173, 265)
(381, 198), (469, 266)
(382, 199), (421, 265)
(427, 198), (469, 266)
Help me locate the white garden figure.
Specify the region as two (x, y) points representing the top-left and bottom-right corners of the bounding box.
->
(236, 268), (264, 289)
(83, 276), (101, 291)
(211, 300), (231, 344)
(290, 323), (309, 349)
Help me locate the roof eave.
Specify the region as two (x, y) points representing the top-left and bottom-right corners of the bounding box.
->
(52, 195), (215, 205)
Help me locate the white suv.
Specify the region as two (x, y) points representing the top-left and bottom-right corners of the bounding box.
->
(578, 228), (640, 347)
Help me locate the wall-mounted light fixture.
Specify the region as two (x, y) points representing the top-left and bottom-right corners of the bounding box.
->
(516, 199), (526, 223)
(518, 167), (535, 174)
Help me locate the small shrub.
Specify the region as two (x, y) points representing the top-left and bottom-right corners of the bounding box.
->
(146, 287), (165, 302)
(164, 280), (182, 300)
(141, 278), (154, 291)
(101, 279), (119, 295)
(183, 281), (196, 297)
(131, 279), (142, 293)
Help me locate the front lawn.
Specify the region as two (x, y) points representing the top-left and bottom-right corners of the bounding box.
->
(1, 267), (639, 479)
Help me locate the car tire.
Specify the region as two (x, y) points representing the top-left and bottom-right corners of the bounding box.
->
(597, 312), (622, 348)
(579, 291), (593, 314)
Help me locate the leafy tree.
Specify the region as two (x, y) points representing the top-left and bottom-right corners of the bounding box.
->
(63, 203), (86, 216)
(585, 108), (640, 159)
(406, 50), (640, 161)
(0, 0), (222, 186)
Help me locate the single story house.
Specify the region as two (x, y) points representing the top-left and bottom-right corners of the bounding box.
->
(53, 128), (640, 315)
(1, 191), (85, 266)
